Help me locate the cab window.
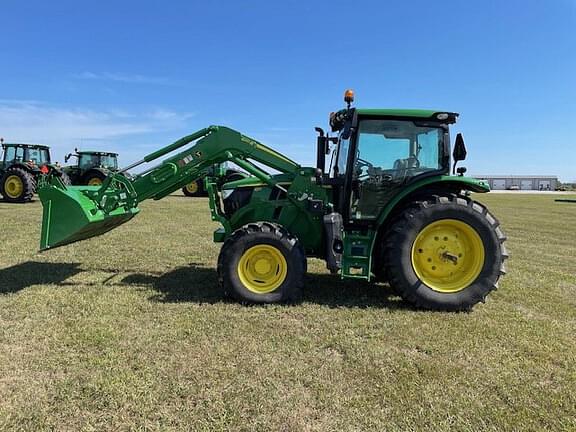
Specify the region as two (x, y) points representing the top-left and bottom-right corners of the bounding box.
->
(79, 154), (98, 169)
(4, 147), (17, 162)
(350, 119), (444, 221)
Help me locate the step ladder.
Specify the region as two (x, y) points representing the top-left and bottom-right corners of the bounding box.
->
(341, 229), (374, 280)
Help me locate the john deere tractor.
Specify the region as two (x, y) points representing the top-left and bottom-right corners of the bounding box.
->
(63, 150), (119, 186)
(182, 163), (247, 197)
(37, 91), (507, 311)
(0, 140), (63, 202)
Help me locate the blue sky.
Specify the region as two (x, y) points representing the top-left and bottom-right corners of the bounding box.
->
(1, 0), (575, 180)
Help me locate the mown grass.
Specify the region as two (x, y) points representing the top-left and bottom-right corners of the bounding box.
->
(0, 193), (575, 431)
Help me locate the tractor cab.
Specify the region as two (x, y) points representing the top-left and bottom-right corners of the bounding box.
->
(0, 140), (52, 202)
(67, 151), (118, 170)
(63, 150), (119, 185)
(316, 91), (466, 226)
(1, 141), (51, 169)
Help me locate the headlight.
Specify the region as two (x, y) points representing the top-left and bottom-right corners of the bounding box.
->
(221, 189), (233, 200)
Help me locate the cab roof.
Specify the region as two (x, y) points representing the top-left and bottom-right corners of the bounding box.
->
(78, 151), (118, 156)
(1, 143), (50, 149)
(355, 109), (459, 124)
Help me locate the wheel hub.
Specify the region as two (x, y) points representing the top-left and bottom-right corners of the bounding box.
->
(88, 177), (103, 186)
(237, 245), (288, 294)
(411, 219), (485, 293)
(186, 181), (198, 194)
(254, 258), (272, 274)
(4, 175), (24, 198)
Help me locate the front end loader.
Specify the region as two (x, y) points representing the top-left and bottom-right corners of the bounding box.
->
(37, 91), (508, 311)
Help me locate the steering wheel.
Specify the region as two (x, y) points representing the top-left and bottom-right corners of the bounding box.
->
(356, 157), (374, 170)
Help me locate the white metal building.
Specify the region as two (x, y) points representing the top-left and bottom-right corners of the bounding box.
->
(474, 175), (559, 191)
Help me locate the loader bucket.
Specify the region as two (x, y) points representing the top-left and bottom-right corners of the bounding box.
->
(38, 177), (140, 250)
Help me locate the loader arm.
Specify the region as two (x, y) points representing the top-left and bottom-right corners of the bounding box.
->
(129, 125), (300, 202)
(38, 126), (300, 250)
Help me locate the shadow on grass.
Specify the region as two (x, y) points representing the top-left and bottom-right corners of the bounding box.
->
(121, 264), (407, 309)
(0, 261), (407, 309)
(0, 261), (82, 294)
(122, 264), (224, 303)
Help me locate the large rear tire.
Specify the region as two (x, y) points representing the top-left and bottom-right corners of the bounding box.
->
(0, 167), (35, 203)
(383, 194), (508, 311)
(217, 222), (305, 304)
(83, 170), (106, 186)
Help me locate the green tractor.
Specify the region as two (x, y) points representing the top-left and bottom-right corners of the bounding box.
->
(0, 139), (69, 202)
(37, 91), (508, 311)
(182, 163), (247, 197)
(63, 150), (119, 186)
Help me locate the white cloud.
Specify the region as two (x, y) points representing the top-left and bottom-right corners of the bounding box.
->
(73, 71), (175, 85)
(0, 100), (195, 164)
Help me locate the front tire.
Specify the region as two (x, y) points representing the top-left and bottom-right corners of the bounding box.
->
(0, 167), (35, 203)
(383, 194), (508, 311)
(217, 222), (305, 304)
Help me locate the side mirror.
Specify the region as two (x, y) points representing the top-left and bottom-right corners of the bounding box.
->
(64, 153), (71, 163)
(453, 133), (467, 161)
(315, 127), (328, 173)
(452, 133), (467, 174)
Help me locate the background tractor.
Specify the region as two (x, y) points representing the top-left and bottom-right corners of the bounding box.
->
(63, 150), (119, 186)
(38, 91), (508, 311)
(182, 163), (247, 197)
(0, 139), (70, 202)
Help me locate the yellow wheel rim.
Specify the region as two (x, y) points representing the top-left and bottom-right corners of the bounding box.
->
(237, 244), (288, 294)
(411, 219), (485, 293)
(87, 177), (103, 186)
(4, 175), (24, 199)
(186, 181), (199, 194)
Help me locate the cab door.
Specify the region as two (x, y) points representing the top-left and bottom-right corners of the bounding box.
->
(347, 118), (446, 223)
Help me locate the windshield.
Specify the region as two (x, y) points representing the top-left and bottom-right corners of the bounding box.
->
(79, 154), (117, 169)
(100, 154), (117, 169)
(355, 120), (443, 175)
(26, 148), (50, 165)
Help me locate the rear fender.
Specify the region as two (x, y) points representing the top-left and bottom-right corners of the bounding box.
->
(370, 176), (490, 258)
(83, 167), (109, 178)
(3, 162), (35, 175)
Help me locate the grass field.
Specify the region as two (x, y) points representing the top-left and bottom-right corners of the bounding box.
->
(0, 193), (575, 431)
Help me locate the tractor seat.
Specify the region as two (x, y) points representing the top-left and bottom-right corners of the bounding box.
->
(393, 156), (419, 171)
(392, 156), (420, 180)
